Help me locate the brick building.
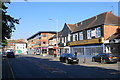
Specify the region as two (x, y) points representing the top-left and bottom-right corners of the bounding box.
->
(27, 31), (56, 56)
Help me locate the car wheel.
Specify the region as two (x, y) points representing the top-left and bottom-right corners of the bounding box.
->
(66, 59), (69, 64)
(102, 59), (107, 64)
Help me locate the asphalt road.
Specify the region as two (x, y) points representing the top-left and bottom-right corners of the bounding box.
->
(2, 54), (120, 80)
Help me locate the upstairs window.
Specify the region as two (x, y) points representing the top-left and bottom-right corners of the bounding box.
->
(62, 37), (64, 43)
(79, 32), (83, 40)
(73, 33), (78, 41)
(87, 30), (91, 39)
(68, 34), (71, 41)
(64, 37), (67, 43)
(43, 34), (46, 37)
(96, 27), (101, 38)
(43, 42), (46, 44)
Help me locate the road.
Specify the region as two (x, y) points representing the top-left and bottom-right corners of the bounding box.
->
(2, 54), (120, 80)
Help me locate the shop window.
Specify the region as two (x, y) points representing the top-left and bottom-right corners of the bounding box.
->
(86, 47), (103, 56)
(73, 48), (84, 55)
(43, 42), (46, 44)
(42, 49), (47, 53)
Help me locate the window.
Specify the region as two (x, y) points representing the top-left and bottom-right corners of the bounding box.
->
(43, 42), (46, 44)
(79, 32), (83, 40)
(73, 33), (78, 41)
(68, 34), (71, 41)
(43, 34), (46, 37)
(64, 37), (66, 43)
(96, 27), (101, 38)
(87, 30), (91, 39)
(62, 37), (64, 43)
(91, 29), (96, 38)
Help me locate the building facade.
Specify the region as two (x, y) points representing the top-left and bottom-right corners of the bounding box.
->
(15, 42), (27, 54)
(27, 31), (56, 56)
(58, 23), (76, 54)
(6, 39), (27, 54)
(69, 11), (120, 58)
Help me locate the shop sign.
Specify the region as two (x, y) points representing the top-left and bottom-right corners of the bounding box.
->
(69, 38), (104, 46)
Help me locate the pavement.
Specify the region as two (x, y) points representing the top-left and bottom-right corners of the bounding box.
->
(23, 54), (120, 71)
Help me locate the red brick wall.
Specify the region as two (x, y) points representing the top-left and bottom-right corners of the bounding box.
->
(104, 25), (119, 40)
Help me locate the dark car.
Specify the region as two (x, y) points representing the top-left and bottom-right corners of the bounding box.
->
(7, 52), (15, 58)
(59, 53), (79, 64)
(92, 53), (118, 63)
(2, 51), (7, 57)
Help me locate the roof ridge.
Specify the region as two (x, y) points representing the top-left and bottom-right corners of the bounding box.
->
(77, 12), (108, 24)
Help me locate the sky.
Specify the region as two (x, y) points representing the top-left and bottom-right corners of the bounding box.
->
(6, 2), (119, 40)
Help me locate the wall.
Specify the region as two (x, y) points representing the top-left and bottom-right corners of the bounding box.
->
(104, 25), (118, 40)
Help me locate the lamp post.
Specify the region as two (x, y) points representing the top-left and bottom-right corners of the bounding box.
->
(49, 19), (58, 57)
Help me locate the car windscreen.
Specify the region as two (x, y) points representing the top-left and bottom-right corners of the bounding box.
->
(67, 54), (75, 57)
(7, 52), (14, 54)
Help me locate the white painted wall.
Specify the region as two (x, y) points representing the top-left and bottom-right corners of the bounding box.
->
(15, 43), (27, 54)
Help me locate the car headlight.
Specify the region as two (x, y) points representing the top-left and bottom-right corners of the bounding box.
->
(68, 58), (72, 59)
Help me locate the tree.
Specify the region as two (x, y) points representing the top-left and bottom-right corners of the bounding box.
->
(2, 2), (20, 46)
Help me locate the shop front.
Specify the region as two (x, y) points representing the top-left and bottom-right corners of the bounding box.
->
(69, 38), (105, 58)
(41, 47), (47, 56)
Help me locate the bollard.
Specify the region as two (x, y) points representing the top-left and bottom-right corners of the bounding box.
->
(101, 57), (104, 64)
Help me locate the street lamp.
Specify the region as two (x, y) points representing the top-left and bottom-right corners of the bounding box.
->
(49, 19), (58, 57)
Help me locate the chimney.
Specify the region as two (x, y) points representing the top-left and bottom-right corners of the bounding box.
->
(109, 11), (113, 14)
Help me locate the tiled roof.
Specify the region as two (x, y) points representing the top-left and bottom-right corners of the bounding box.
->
(49, 31), (62, 40)
(73, 11), (120, 32)
(66, 24), (76, 32)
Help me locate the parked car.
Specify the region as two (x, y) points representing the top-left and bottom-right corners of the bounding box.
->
(92, 53), (118, 63)
(59, 53), (79, 64)
(6, 52), (15, 58)
(2, 51), (7, 57)
(35, 51), (40, 55)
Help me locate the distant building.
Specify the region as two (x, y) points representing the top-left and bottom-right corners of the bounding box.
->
(27, 31), (56, 56)
(6, 39), (27, 54)
(15, 42), (27, 54)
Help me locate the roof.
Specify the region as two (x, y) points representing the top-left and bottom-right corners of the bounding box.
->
(15, 41), (26, 44)
(73, 11), (120, 32)
(49, 31), (62, 40)
(66, 24), (76, 32)
(27, 31), (57, 40)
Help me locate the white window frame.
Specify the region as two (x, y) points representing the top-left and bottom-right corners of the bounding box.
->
(68, 34), (71, 41)
(87, 29), (91, 39)
(79, 31), (83, 40)
(96, 27), (101, 38)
